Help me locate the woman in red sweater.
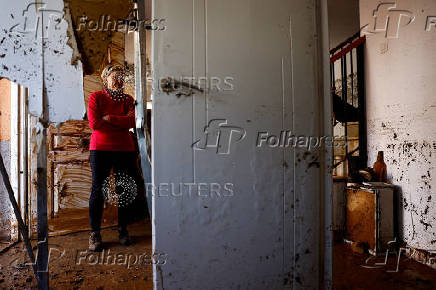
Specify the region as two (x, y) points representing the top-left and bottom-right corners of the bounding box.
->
(88, 64), (137, 251)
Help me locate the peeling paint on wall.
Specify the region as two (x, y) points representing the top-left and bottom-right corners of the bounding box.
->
(63, 4), (82, 66)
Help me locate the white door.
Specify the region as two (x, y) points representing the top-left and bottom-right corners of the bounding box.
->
(152, 0), (331, 288)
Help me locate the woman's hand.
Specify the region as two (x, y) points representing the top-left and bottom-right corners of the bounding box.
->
(102, 115), (109, 121)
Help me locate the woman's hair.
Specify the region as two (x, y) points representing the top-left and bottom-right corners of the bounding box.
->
(101, 64), (124, 85)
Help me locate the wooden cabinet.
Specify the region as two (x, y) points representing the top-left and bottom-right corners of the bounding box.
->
(346, 184), (395, 254)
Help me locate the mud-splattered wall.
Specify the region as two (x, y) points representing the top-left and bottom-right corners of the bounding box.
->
(0, 0), (135, 239)
(0, 0), (85, 122)
(0, 0), (135, 121)
(360, 0), (436, 250)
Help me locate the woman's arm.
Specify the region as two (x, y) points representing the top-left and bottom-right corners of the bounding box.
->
(106, 97), (136, 129)
(88, 92), (117, 131)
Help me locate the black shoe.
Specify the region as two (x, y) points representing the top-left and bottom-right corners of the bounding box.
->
(118, 227), (131, 246)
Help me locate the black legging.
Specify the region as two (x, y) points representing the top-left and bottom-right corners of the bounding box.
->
(89, 150), (138, 232)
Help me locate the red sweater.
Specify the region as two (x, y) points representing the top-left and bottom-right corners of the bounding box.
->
(88, 89), (136, 151)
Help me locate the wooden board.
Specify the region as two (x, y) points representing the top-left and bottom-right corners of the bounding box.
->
(346, 188), (376, 249)
(0, 78), (11, 141)
(46, 120), (118, 236)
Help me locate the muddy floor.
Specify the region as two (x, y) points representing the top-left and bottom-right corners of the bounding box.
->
(0, 220), (153, 289)
(2, 226), (436, 289)
(334, 242), (436, 289)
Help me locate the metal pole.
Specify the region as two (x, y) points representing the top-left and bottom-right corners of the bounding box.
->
(23, 87), (29, 225)
(319, 0), (333, 286)
(134, 0), (152, 217)
(0, 153), (39, 282)
(37, 4), (49, 288)
(357, 44), (367, 169)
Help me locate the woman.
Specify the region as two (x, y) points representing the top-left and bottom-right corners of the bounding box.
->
(88, 64), (137, 251)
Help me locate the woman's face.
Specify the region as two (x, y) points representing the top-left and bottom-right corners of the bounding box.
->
(106, 70), (124, 90)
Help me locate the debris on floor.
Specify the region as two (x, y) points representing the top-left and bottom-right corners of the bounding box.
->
(0, 220), (152, 289)
(334, 242), (436, 289)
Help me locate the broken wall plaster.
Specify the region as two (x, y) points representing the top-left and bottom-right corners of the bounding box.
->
(63, 4), (82, 66)
(0, 0), (86, 123)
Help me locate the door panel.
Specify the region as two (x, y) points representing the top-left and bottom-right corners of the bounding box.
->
(152, 0), (327, 288)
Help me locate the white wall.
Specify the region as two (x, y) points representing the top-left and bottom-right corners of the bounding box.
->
(0, 0), (85, 122)
(361, 0), (436, 250)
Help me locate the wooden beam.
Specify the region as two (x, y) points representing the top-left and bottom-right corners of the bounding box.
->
(10, 82), (20, 241)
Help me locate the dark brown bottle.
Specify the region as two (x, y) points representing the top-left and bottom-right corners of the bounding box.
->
(373, 151), (387, 182)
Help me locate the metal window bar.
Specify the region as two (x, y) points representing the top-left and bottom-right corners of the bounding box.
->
(341, 54), (348, 160)
(350, 49), (354, 107)
(330, 35), (366, 174)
